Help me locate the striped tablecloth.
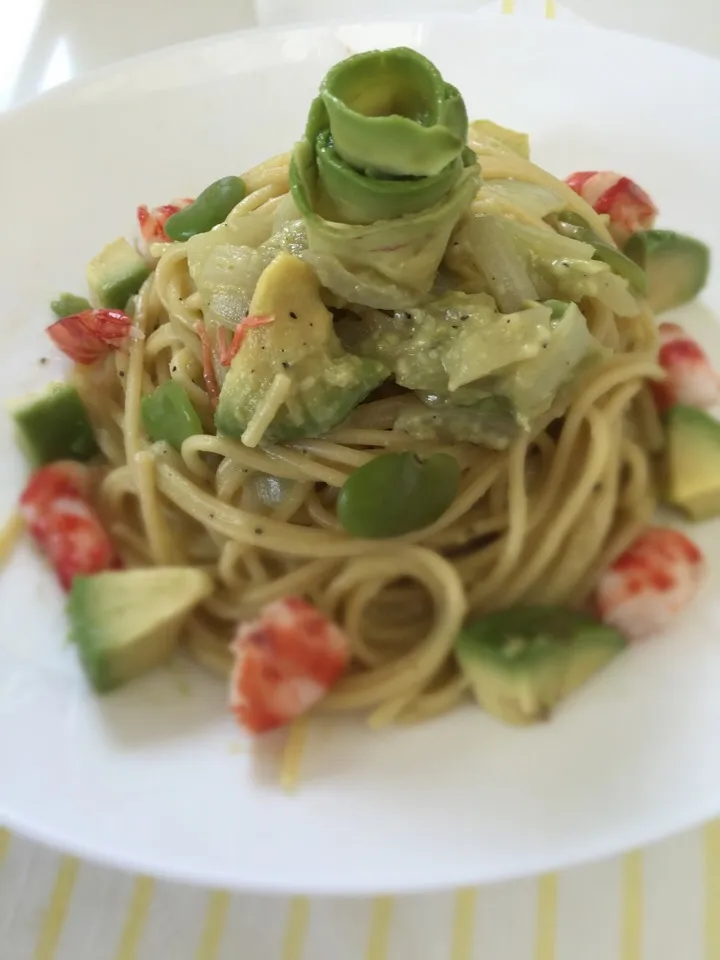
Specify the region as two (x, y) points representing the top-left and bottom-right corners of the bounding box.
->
(3, 2), (720, 957)
(2, 822), (720, 959)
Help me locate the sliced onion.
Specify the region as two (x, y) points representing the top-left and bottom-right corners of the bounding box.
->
(470, 215), (538, 313)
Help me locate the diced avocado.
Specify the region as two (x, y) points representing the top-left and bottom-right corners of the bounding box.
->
(469, 120), (530, 159)
(455, 606), (626, 726)
(67, 567), (213, 692)
(12, 382), (98, 465)
(498, 302), (607, 424)
(86, 238), (151, 310)
(50, 292), (92, 318)
(215, 253), (388, 442)
(624, 229), (710, 313)
(340, 295), (553, 395)
(665, 404), (720, 520)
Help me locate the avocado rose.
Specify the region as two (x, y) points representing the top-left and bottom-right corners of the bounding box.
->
(289, 47), (481, 309)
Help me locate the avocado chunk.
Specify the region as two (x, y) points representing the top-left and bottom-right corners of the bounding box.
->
(215, 253), (388, 443)
(12, 382), (98, 465)
(87, 238), (151, 310)
(499, 301), (607, 425)
(455, 606), (626, 726)
(665, 404), (720, 520)
(624, 229), (710, 313)
(67, 567), (213, 692)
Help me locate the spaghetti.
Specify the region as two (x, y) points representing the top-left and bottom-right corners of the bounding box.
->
(17, 47), (714, 735)
(72, 137), (661, 728)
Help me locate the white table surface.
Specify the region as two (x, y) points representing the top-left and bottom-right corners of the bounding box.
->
(2, 1), (720, 958)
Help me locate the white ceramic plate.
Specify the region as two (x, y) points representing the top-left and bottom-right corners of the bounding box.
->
(2, 15), (720, 895)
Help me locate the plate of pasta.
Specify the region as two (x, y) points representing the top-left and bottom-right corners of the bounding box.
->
(2, 14), (720, 893)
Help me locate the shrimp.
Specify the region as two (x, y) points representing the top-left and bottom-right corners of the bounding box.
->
(651, 321), (720, 413)
(47, 308), (138, 364)
(565, 171), (657, 247)
(19, 462), (120, 590)
(594, 527), (705, 642)
(230, 596), (350, 733)
(136, 198), (194, 244)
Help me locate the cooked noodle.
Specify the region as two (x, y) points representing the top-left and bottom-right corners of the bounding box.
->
(73, 139), (661, 727)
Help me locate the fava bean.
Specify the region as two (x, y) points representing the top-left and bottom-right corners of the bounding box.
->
(164, 176), (246, 242)
(337, 451), (460, 538)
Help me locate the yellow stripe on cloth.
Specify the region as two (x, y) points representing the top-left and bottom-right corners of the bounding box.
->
(535, 873), (558, 960)
(282, 896), (309, 960)
(501, 0), (515, 13)
(32, 856), (79, 960)
(195, 890), (230, 960)
(114, 876), (155, 960)
(451, 887), (477, 960)
(705, 820), (720, 960)
(0, 827), (10, 865)
(545, 0), (558, 18)
(365, 897), (394, 960)
(621, 852), (643, 960)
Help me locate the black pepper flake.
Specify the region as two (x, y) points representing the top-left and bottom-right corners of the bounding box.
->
(282, 361), (290, 369)
(289, 311), (298, 319)
(119, 370), (125, 377)
(171, 366), (177, 373)
(39, 357), (48, 365)
(460, 314), (469, 321)
(254, 527), (263, 535)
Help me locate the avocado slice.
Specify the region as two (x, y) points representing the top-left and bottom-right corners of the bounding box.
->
(665, 404), (720, 520)
(12, 382), (98, 465)
(455, 606), (626, 726)
(317, 47), (467, 179)
(215, 253), (388, 442)
(67, 567), (213, 692)
(87, 238), (151, 310)
(624, 229), (710, 313)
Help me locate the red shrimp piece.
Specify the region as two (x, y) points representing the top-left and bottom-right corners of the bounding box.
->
(47, 309), (136, 365)
(217, 315), (275, 367)
(19, 462), (120, 590)
(230, 596), (350, 733)
(594, 527), (705, 642)
(651, 321), (720, 413)
(136, 198), (194, 244)
(565, 171), (657, 246)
